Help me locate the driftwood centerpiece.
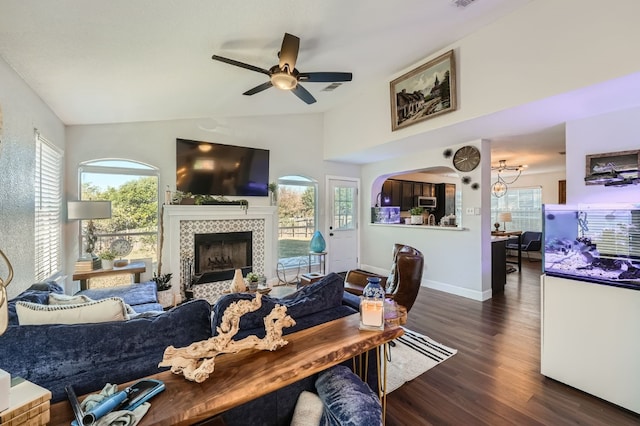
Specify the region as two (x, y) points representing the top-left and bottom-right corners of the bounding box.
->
(159, 292), (296, 383)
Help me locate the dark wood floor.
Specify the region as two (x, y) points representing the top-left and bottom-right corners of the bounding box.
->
(385, 260), (640, 426)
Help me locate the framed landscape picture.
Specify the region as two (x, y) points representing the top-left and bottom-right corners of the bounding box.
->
(390, 50), (457, 131)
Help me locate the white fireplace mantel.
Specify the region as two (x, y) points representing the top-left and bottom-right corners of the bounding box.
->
(161, 204), (278, 304)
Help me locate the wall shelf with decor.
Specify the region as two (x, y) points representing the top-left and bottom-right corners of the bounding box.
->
(584, 149), (639, 186)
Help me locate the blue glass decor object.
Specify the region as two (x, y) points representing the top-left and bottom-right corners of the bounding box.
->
(360, 277), (385, 331)
(309, 230), (326, 253)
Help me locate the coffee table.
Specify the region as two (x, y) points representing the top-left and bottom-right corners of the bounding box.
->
(50, 314), (402, 425)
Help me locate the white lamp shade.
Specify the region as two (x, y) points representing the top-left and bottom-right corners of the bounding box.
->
(67, 200), (112, 220)
(498, 212), (512, 222)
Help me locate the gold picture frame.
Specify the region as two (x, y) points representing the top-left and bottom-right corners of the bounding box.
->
(390, 50), (457, 131)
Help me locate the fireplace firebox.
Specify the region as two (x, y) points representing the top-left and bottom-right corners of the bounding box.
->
(193, 231), (252, 284)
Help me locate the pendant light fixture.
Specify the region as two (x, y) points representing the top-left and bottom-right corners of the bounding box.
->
(491, 160), (526, 198)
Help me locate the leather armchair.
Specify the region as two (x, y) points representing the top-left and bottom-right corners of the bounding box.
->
(344, 244), (424, 312)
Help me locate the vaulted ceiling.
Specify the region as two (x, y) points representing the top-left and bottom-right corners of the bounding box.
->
(0, 0), (571, 173)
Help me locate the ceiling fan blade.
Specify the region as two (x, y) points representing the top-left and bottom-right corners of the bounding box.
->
(243, 81), (273, 96)
(299, 72), (353, 83)
(212, 55), (271, 76)
(278, 33), (299, 71)
(291, 84), (316, 104)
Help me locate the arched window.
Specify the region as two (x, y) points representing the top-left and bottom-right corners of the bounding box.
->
(78, 160), (159, 284)
(276, 175), (318, 268)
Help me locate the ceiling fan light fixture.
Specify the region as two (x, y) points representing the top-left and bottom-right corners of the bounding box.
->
(271, 72), (298, 90)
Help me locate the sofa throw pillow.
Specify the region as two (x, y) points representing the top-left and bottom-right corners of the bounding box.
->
(290, 391), (324, 426)
(48, 293), (93, 305)
(16, 297), (128, 325)
(212, 272), (345, 335)
(7, 281), (64, 326)
(75, 281), (158, 307)
(316, 365), (382, 426)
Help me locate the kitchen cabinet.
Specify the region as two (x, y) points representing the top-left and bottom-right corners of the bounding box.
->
(435, 183), (456, 223)
(381, 179), (454, 214)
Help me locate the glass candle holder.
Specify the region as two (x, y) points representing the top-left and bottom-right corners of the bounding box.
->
(359, 277), (385, 331)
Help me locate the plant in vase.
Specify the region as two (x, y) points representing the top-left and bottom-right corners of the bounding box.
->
(98, 249), (117, 270)
(268, 182), (278, 205)
(409, 207), (424, 225)
(152, 273), (173, 292)
(152, 272), (174, 308)
(246, 272), (260, 291)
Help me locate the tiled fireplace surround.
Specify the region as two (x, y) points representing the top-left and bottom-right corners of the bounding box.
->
(161, 205), (278, 305)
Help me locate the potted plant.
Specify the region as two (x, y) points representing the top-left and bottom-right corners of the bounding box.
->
(246, 272), (260, 291)
(152, 272), (173, 292)
(152, 272), (174, 308)
(409, 207), (424, 225)
(98, 249), (117, 270)
(268, 182), (278, 205)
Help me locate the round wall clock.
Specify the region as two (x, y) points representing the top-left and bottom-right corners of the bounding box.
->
(452, 146), (481, 172)
(110, 238), (132, 258)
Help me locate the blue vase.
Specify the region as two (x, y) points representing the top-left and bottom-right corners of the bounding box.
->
(360, 277), (385, 330)
(309, 231), (326, 253)
(362, 277), (385, 299)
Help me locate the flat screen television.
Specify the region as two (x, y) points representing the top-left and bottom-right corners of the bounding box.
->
(176, 138), (269, 197)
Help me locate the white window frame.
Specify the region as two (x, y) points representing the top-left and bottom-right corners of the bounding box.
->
(78, 159), (160, 261)
(276, 175), (319, 262)
(491, 186), (543, 232)
(34, 130), (63, 282)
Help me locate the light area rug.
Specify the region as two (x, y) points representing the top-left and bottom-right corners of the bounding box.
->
(384, 327), (457, 393)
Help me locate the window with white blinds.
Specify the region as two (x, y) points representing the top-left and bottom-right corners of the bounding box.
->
(34, 131), (63, 281)
(491, 186), (543, 232)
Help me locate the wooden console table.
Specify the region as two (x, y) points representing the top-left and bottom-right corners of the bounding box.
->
(72, 261), (146, 290)
(50, 314), (403, 425)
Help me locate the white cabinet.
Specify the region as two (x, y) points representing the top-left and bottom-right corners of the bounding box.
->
(541, 275), (640, 414)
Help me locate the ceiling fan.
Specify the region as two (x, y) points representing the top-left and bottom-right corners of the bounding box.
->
(211, 33), (352, 105)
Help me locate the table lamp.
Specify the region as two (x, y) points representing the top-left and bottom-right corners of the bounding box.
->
(68, 200), (112, 260)
(496, 212), (512, 232)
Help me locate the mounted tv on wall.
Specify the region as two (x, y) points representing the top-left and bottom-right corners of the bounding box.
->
(176, 138), (270, 197)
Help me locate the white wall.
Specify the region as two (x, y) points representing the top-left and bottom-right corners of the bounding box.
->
(361, 140), (493, 301)
(507, 171), (566, 205)
(324, 0), (640, 299)
(566, 106), (640, 204)
(324, 0), (640, 160)
(0, 57), (65, 298)
(64, 114), (360, 292)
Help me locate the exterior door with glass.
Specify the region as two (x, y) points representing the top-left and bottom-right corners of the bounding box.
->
(327, 178), (359, 273)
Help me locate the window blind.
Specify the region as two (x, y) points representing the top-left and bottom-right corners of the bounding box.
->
(491, 187), (543, 232)
(34, 130), (63, 281)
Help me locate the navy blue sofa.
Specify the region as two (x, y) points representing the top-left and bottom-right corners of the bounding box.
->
(0, 273), (382, 425)
(0, 281), (212, 403)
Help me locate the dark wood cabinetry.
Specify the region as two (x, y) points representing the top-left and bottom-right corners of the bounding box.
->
(491, 239), (507, 294)
(381, 180), (402, 207)
(402, 182), (414, 211)
(435, 183), (456, 223)
(381, 179), (455, 216)
(422, 183), (434, 197)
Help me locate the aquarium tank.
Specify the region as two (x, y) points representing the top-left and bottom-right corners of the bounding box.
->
(371, 207), (401, 224)
(543, 203), (640, 290)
